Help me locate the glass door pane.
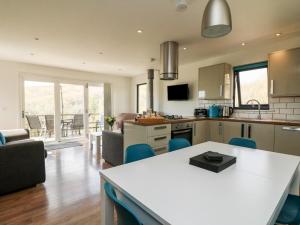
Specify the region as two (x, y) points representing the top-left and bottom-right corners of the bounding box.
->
(88, 85), (104, 133)
(24, 81), (55, 141)
(60, 83), (84, 139)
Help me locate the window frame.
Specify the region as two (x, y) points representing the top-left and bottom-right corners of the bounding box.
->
(136, 83), (147, 114)
(233, 61), (269, 110)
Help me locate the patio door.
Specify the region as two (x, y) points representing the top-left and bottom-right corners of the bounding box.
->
(23, 80), (56, 141)
(21, 76), (105, 142)
(59, 83), (85, 140)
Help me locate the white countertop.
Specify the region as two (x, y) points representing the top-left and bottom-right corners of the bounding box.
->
(100, 141), (300, 225)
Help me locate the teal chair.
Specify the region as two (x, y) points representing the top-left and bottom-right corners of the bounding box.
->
(228, 137), (256, 149)
(276, 194), (300, 225)
(168, 138), (191, 152)
(104, 182), (143, 225)
(125, 144), (155, 164)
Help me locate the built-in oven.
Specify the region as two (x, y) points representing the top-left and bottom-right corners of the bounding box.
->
(171, 122), (193, 144)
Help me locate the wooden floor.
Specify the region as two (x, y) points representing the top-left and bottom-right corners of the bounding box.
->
(0, 141), (111, 225)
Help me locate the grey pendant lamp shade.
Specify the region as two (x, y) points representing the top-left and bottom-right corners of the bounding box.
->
(202, 0), (232, 38)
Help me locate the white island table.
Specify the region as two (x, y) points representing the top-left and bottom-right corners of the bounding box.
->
(100, 141), (300, 225)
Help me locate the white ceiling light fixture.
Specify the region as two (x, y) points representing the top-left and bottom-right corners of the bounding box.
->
(275, 33), (281, 37)
(241, 42), (246, 46)
(202, 0), (232, 38)
(137, 29), (143, 33)
(176, 0), (188, 11)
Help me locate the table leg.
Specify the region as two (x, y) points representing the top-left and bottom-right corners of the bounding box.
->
(100, 176), (114, 225)
(290, 165), (300, 195)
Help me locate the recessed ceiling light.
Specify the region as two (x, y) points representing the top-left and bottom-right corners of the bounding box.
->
(137, 29), (143, 34)
(275, 33), (282, 37)
(241, 42), (246, 46)
(118, 68), (123, 71)
(82, 62), (86, 64)
(98, 52), (103, 55)
(183, 47), (187, 50)
(34, 37), (39, 41)
(30, 53), (35, 56)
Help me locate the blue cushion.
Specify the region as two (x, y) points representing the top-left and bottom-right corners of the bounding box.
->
(0, 132), (6, 145)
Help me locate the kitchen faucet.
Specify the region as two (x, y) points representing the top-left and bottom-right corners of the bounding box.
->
(246, 99), (261, 120)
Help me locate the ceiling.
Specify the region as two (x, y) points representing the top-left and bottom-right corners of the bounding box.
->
(0, 0), (300, 76)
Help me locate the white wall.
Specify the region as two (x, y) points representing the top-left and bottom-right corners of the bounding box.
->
(132, 35), (300, 116)
(0, 60), (132, 129)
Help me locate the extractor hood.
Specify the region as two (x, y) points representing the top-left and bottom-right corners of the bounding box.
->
(160, 41), (179, 80)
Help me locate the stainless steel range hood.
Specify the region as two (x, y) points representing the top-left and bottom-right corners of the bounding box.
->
(160, 41), (178, 80)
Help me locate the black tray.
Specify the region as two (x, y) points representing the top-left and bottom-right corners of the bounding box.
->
(189, 151), (236, 173)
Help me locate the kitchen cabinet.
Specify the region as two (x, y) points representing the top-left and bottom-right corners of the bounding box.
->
(223, 121), (243, 143)
(211, 121), (275, 151)
(193, 120), (208, 145)
(198, 63), (232, 100)
(208, 121), (224, 143)
(124, 123), (171, 157)
(274, 125), (300, 156)
(269, 47), (300, 97)
(246, 123), (274, 151)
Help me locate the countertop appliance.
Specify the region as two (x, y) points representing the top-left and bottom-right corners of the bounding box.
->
(208, 105), (221, 118)
(171, 122), (193, 145)
(194, 108), (208, 117)
(222, 106), (233, 117)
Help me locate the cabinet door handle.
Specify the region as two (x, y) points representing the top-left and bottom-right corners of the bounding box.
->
(154, 126), (167, 130)
(270, 80), (274, 95)
(219, 85), (223, 97)
(193, 123), (196, 136)
(154, 136), (167, 141)
(241, 124), (245, 137)
(282, 127), (300, 132)
(248, 124), (252, 138)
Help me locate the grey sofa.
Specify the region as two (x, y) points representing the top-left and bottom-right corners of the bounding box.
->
(102, 113), (137, 166)
(0, 129), (46, 195)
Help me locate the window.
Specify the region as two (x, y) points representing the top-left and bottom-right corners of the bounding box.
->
(137, 83), (147, 114)
(233, 61), (269, 110)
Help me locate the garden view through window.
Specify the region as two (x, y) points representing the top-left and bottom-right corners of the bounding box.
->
(234, 62), (269, 109)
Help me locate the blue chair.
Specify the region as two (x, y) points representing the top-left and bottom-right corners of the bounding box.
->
(168, 138), (191, 152)
(276, 194), (300, 225)
(125, 144), (155, 164)
(228, 137), (256, 149)
(104, 182), (142, 225)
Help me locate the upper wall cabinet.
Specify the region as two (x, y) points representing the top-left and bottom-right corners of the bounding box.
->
(198, 63), (232, 100)
(269, 47), (300, 97)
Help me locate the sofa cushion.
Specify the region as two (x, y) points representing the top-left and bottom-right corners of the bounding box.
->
(0, 132), (6, 145)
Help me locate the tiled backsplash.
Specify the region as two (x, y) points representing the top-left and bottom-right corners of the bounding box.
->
(198, 97), (300, 121)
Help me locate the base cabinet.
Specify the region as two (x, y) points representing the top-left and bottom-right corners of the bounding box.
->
(210, 121), (275, 151)
(209, 121), (224, 143)
(193, 121), (208, 145)
(274, 125), (300, 156)
(223, 121), (243, 143)
(247, 123), (274, 151)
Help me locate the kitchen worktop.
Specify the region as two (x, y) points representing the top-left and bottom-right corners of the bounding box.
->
(124, 117), (300, 126)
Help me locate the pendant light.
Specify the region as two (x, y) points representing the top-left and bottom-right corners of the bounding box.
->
(201, 0), (232, 38)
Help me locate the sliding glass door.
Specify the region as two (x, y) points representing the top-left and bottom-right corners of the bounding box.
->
(21, 77), (104, 142)
(23, 81), (55, 141)
(60, 83), (85, 139)
(88, 84), (104, 133)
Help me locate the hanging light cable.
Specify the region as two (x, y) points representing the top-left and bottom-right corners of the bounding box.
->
(201, 0), (232, 38)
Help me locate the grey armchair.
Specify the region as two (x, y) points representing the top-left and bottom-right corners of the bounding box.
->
(0, 129), (46, 195)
